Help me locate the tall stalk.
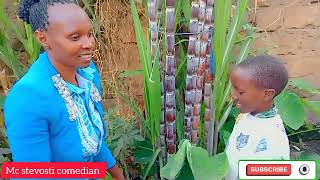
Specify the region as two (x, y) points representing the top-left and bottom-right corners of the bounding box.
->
(165, 0), (176, 155)
(148, 0), (167, 162)
(184, 0), (199, 143)
(203, 0), (215, 148)
(160, 80), (167, 161)
(193, 0), (216, 145)
(158, 0), (168, 163)
(148, 0), (157, 62)
(190, 0), (205, 145)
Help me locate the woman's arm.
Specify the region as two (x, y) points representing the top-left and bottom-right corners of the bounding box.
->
(4, 84), (51, 162)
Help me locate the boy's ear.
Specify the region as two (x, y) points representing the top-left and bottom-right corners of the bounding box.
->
(264, 89), (276, 101)
(34, 30), (50, 49)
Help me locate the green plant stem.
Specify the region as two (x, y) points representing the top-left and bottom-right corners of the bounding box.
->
(207, 120), (214, 156)
(158, 152), (164, 180)
(143, 148), (161, 180)
(207, 92), (216, 156)
(288, 127), (320, 137)
(213, 120), (219, 155)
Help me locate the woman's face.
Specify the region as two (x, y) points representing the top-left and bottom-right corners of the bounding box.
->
(42, 3), (95, 69)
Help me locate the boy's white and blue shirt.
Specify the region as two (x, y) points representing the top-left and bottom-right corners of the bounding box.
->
(225, 107), (290, 180)
(4, 52), (116, 180)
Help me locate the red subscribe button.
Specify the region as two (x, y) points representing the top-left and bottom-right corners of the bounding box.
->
(246, 164), (291, 176)
(1, 162), (106, 178)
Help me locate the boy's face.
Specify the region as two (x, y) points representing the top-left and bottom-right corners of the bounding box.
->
(230, 68), (274, 114)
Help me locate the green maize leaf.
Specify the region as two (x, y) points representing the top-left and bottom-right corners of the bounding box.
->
(131, 0), (161, 144)
(219, 27), (254, 114)
(213, 0), (232, 72)
(181, 0), (191, 22)
(218, 102), (233, 131)
(174, 0), (182, 32)
(213, 0), (249, 121)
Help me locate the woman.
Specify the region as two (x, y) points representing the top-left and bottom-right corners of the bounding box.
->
(4, 0), (124, 179)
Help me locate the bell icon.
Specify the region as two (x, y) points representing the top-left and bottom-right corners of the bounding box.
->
(299, 164), (310, 175)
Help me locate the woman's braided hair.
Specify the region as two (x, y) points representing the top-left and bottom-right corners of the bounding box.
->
(19, 0), (75, 31)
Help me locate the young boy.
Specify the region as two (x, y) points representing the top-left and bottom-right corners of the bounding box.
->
(225, 56), (290, 180)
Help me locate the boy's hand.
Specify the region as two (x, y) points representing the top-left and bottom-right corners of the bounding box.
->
(108, 164), (125, 180)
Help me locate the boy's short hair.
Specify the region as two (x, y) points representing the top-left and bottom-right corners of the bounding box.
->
(236, 55), (288, 96)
